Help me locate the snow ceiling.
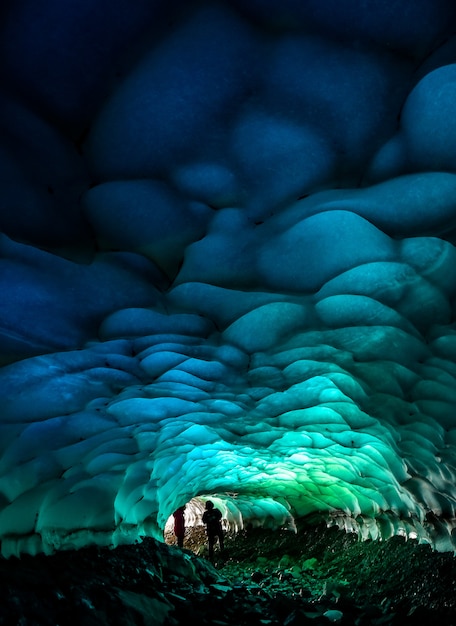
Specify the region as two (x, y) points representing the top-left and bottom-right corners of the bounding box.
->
(2, 0), (456, 556)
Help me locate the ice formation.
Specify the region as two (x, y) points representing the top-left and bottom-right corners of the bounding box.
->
(1, 0), (456, 557)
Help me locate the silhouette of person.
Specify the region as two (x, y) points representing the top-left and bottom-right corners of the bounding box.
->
(202, 500), (224, 560)
(173, 505), (186, 548)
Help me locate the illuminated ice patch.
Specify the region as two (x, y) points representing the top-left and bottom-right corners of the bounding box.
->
(1, 289), (456, 556)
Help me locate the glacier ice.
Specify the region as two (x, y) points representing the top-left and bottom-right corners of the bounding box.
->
(1, 0), (456, 558)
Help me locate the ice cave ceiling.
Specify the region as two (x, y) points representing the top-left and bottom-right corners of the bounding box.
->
(1, 0), (456, 557)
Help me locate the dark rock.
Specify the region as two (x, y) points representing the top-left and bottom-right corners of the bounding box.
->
(0, 524), (455, 624)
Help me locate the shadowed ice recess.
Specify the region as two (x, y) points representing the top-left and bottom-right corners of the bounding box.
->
(1, 0), (456, 557)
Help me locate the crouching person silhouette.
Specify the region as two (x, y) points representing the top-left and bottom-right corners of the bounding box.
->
(202, 500), (224, 561)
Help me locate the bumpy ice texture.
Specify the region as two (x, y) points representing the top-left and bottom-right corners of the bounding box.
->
(1, 0), (456, 556)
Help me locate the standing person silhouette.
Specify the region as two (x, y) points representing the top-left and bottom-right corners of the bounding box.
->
(202, 500), (224, 560)
(173, 505), (186, 548)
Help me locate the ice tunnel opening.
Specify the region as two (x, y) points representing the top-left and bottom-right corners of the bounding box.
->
(164, 495), (297, 537)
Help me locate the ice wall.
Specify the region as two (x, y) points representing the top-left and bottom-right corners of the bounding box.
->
(1, 0), (456, 556)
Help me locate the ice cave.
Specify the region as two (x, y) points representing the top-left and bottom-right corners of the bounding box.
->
(2, 0), (456, 578)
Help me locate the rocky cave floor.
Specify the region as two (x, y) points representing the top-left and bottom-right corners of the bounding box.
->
(0, 520), (455, 625)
